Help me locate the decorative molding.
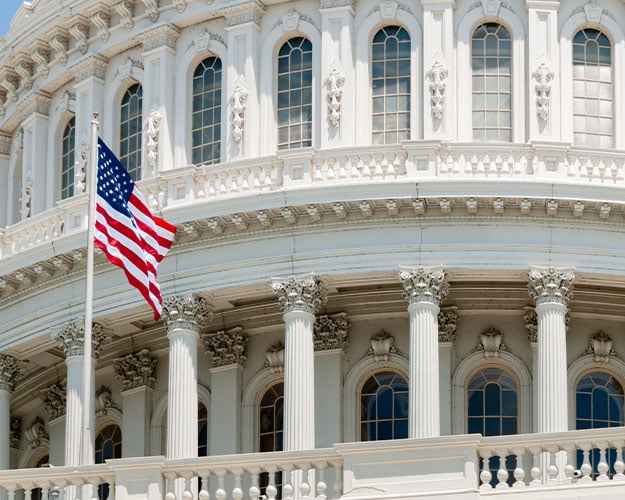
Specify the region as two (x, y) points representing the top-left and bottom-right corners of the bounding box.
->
(91, 8), (110, 43)
(583, 331), (617, 362)
(172, 0), (187, 13)
(49, 28), (69, 67)
(271, 272), (327, 315)
(379, 0), (398, 19)
(193, 31), (225, 54)
(95, 386), (119, 416)
(532, 60), (554, 122)
(0, 354), (21, 393)
(19, 178), (32, 220)
(139, 24), (180, 52)
(52, 319), (107, 359)
(426, 59), (448, 120)
(55, 90), (75, 115)
(141, 0), (160, 22)
(367, 330), (399, 361)
(273, 9), (317, 32)
(202, 326), (249, 369)
(476, 326), (509, 358)
(162, 293), (212, 334)
(399, 265), (448, 306)
(230, 81), (248, 144)
(325, 63), (345, 128)
(264, 341), (285, 373)
(31, 41), (50, 79)
(71, 55), (108, 84)
(222, 1), (265, 27)
(583, 0), (603, 23)
(524, 306), (537, 343)
(41, 384), (66, 420)
(118, 57), (143, 84)
(116, 0), (135, 32)
(528, 267), (574, 307)
(144, 106), (161, 176)
(314, 312), (349, 352)
(10, 416), (20, 449)
(113, 349), (157, 391)
(24, 417), (48, 450)
(69, 20), (89, 55)
(482, 0), (501, 16)
(438, 306), (458, 343)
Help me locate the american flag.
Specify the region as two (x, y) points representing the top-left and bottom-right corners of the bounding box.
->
(94, 138), (176, 320)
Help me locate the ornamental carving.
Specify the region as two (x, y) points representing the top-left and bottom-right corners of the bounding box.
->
(24, 417), (48, 449)
(314, 312), (349, 352)
(15, 57), (33, 93)
(367, 330), (399, 362)
(528, 267), (574, 307)
(583, 331), (617, 362)
(426, 60), (448, 120)
(162, 293), (212, 333)
(144, 107), (161, 176)
(91, 9), (110, 43)
(524, 306), (538, 343)
(325, 65), (345, 127)
(265, 342), (285, 374)
(19, 178), (32, 220)
(0, 69), (18, 104)
(583, 1), (603, 23)
(0, 355), (21, 392)
(69, 22), (89, 55)
(477, 326), (509, 358)
(203, 327), (249, 369)
(532, 61), (554, 121)
(31, 43), (50, 78)
(113, 349), (157, 391)
(95, 386), (119, 417)
(49, 30), (69, 67)
(116, 0), (135, 32)
(399, 266), (448, 306)
(139, 24), (180, 52)
(230, 82), (248, 144)
(10, 416), (20, 449)
(438, 306), (458, 343)
(53, 320), (107, 359)
(141, 0), (160, 22)
(41, 384), (66, 420)
(271, 273), (327, 315)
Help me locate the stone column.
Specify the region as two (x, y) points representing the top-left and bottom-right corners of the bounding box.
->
(271, 273), (327, 451)
(114, 349), (157, 457)
(399, 266), (448, 438)
(528, 267), (574, 433)
(0, 355), (21, 472)
(162, 293), (211, 459)
(204, 327), (248, 456)
(53, 320), (106, 467)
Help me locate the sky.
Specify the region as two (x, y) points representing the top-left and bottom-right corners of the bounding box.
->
(1, 1), (27, 39)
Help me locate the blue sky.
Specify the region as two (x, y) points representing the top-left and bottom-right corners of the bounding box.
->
(1, 1), (27, 38)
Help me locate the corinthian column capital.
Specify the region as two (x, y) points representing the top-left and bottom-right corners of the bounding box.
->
(162, 293), (212, 334)
(0, 355), (21, 393)
(271, 272), (327, 315)
(53, 320), (107, 359)
(528, 266), (574, 307)
(399, 265), (448, 306)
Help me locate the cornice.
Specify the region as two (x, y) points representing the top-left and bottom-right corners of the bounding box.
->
(70, 54), (109, 84)
(221, 0), (266, 28)
(138, 24), (180, 53)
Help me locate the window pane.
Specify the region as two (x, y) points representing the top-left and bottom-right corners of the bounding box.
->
(119, 84), (143, 180)
(192, 57), (222, 165)
(360, 371), (408, 441)
(61, 117), (75, 199)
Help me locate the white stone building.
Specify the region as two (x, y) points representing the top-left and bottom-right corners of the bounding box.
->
(0, 0), (624, 498)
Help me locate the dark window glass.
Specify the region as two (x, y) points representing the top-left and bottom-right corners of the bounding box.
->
(61, 117), (75, 199)
(259, 382), (284, 497)
(192, 57), (222, 165)
(95, 424), (122, 499)
(360, 371), (408, 441)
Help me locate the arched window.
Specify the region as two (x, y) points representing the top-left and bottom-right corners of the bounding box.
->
(472, 23), (512, 142)
(198, 401), (208, 457)
(31, 454), (49, 500)
(360, 370), (408, 441)
(573, 29), (613, 148)
(120, 83), (143, 180)
(192, 57), (222, 165)
(95, 424), (122, 499)
(259, 382), (284, 496)
(468, 367), (518, 486)
(371, 26), (411, 145)
(575, 371), (624, 477)
(277, 37), (313, 150)
(61, 117), (75, 200)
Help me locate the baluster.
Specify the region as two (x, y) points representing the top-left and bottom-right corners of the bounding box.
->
(215, 473), (226, 500)
(266, 468), (278, 500)
(40, 483), (49, 500)
(511, 448), (526, 488)
(182, 475), (193, 500)
(7, 488), (15, 500)
(528, 447), (542, 487)
(232, 470), (243, 500)
(596, 441), (609, 482)
(248, 468), (260, 500)
(300, 464), (311, 500)
(562, 445), (576, 485)
(579, 444), (593, 483)
(495, 449), (509, 488)
(316, 464), (327, 500)
(613, 440), (625, 481)
(198, 470), (210, 500)
(478, 450), (492, 490)
(282, 464), (294, 500)
(165, 473), (177, 500)
(547, 447), (559, 485)
(333, 461), (343, 497)
(23, 484), (33, 500)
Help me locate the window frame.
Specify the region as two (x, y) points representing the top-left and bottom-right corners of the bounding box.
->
(119, 83), (144, 181)
(60, 116), (76, 200)
(191, 55), (223, 166)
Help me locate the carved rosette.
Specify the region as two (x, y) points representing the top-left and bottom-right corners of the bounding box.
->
(95, 386), (119, 417)
(583, 331), (617, 362)
(324, 65), (345, 127)
(271, 273), (327, 315)
(24, 417), (48, 449)
(314, 312), (349, 352)
(399, 266), (448, 306)
(41, 384), (66, 420)
(476, 326), (509, 358)
(532, 61), (554, 121)
(438, 306), (458, 343)
(202, 327), (249, 369)
(162, 293), (212, 334)
(53, 320), (107, 359)
(264, 342), (285, 373)
(114, 349), (157, 391)
(528, 267), (574, 307)
(367, 330), (399, 362)
(0, 354), (21, 393)
(10, 416), (20, 449)
(426, 60), (448, 120)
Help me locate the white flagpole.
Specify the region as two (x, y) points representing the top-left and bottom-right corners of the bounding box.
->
(82, 113), (99, 467)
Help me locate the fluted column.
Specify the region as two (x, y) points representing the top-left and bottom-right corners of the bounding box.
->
(53, 320), (106, 467)
(528, 267), (574, 433)
(0, 355), (20, 471)
(272, 273), (327, 451)
(399, 266), (448, 438)
(162, 293), (210, 459)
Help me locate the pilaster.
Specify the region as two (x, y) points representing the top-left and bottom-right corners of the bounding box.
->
(0, 355), (21, 470)
(438, 306), (457, 436)
(41, 383), (66, 466)
(399, 265), (448, 438)
(271, 273), (327, 451)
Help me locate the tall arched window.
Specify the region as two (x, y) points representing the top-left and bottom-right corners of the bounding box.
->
(360, 371), (408, 441)
(259, 382), (284, 496)
(573, 28), (613, 148)
(192, 57), (222, 165)
(277, 37), (313, 150)
(95, 424), (122, 499)
(198, 401), (208, 457)
(371, 26), (411, 145)
(120, 84), (143, 180)
(472, 23), (512, 142)
(61, 117), (75, 200)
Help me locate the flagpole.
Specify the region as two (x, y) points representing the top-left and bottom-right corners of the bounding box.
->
(82, 113), (99, 467)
